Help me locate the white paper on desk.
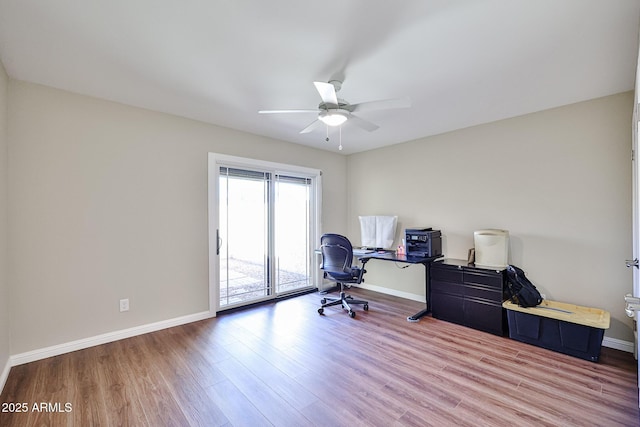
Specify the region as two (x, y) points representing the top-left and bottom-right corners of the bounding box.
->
(359, 216), (377, 248)
(359, 215), (397, 249)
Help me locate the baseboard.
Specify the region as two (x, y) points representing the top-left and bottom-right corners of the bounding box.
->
(0, 356), (10, 396)
(602, 336), (635, 353)
(354, 282), (425, 303)
(10, 310), (213, 367)
(358, 284), (637, 354)
(5, 300), (635, 374)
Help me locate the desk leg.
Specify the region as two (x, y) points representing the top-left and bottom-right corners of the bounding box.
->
(407, 262), (431, 322)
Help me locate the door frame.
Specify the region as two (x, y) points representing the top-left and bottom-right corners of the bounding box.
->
(631, 40), (640, 405)
(207, 153), (322, 315)
(633, 88), (640, 406)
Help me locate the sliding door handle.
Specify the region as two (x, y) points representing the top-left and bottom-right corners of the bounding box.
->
(625, 258), (639, 268)
(216, 229), (222, 255)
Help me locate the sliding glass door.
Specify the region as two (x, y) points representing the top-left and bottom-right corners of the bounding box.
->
(212, 155), (320, 311)
(274, 175), (312, 294)
(218, 167), (270, 306)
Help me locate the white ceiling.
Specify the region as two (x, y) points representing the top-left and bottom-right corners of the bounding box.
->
(0, 1), (639, 155)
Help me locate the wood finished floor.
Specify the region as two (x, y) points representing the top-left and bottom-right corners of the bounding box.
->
(1, 288), (639, 427)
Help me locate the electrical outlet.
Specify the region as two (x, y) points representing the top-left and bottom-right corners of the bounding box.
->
(119, 298), (129, 312)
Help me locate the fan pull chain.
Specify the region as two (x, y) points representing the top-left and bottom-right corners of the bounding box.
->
(338, 126), (343, 151)
(325, 124), (329, 142)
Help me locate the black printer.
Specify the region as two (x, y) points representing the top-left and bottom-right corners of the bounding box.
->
(405, 228), (442, 257)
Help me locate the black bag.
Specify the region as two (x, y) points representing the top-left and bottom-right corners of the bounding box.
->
(505, 265), (543, 307)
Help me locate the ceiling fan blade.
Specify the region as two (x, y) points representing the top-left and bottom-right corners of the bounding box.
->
(259, 109), (318, 114)
(350, 97), (411, 113)
(348, 114), (379, 132)
(300, 119), (324, 134)
(313, 81), (338, 106)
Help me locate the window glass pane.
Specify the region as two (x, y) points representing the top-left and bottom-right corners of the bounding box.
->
(219, 167), (269, 307)
(275, 174), (311, 293)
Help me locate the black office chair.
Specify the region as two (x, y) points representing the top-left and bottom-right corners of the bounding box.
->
(318, 233), (368, 318)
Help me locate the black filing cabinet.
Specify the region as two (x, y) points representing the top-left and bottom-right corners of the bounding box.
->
(430, 259), (509, 336)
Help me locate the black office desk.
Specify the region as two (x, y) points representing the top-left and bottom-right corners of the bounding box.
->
(358, 252), (443, 322)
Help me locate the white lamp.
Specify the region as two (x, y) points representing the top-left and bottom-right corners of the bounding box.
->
(319, 110), (348, 127)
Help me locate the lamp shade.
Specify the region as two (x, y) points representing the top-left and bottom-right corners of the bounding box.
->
(319, 110), (348, 126)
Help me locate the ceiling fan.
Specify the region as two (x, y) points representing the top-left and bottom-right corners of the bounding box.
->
(258, 80), (411, 134)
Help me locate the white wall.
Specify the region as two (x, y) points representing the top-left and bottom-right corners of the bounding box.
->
(3, 78), (635, 354)
(348, 92), (634, 342)
(0, 61), (10, 380)
(7, 80), (348, 354)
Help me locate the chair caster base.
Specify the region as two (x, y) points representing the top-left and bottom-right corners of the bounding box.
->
(317, 283), (368, 319)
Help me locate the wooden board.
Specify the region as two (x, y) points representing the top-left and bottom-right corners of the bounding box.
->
(502, 299), (610, 329)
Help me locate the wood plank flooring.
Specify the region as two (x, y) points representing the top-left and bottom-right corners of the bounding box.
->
(1, 288), (638, 426)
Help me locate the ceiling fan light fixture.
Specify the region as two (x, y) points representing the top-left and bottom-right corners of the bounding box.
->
(319, 110), (348, 127)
